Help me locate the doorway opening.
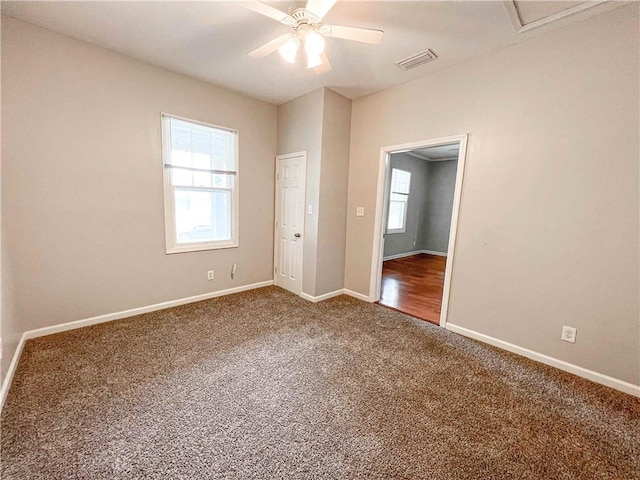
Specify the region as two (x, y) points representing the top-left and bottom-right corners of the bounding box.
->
(370, 135), (468, 327)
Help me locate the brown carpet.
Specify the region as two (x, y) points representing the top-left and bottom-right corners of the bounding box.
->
(2, 286), (639, 479)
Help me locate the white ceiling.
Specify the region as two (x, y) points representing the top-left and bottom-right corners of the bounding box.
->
(0, 1), (621, 105)
(407, 144), (460, 162)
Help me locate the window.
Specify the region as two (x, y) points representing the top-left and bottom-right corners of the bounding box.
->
(161, 114), (239, 254)
(387, 168), (411, 234)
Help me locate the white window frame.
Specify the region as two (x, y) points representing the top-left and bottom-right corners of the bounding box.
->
(161, 113), (239, 254)
(387, 168), (411, 234)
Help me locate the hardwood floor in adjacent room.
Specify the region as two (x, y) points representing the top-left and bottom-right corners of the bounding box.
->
(378, 253), (446, 325)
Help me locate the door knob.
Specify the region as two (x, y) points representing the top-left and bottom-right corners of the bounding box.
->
(294, 233), (301, 238)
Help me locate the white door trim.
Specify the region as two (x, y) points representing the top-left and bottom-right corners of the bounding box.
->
(370, 134), (469, 328)
(273, 151), (307, 295)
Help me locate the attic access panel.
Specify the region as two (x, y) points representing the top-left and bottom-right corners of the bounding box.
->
(504, 0), (606, 33)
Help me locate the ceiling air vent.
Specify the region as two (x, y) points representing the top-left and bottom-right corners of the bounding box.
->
(395, 49), (438, 71)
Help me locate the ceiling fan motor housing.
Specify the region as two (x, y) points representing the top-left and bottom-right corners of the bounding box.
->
(290, 9), (324, 31)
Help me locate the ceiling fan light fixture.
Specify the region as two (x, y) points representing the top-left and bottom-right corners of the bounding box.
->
(304, 30), (325, 56)
(278, 36), (300, 64)
(306, 52), (323, 69)
(245, 0), (382, 76)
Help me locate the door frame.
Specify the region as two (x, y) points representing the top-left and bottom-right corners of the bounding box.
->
(273, 151), (307, 295)
(370, 134), (469, 328)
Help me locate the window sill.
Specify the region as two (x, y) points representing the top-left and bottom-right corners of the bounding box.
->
(166, 240), (239, 254)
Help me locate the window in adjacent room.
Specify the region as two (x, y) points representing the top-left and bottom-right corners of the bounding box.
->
(161, 113), (239, 254)
(387, 168), (411, 234)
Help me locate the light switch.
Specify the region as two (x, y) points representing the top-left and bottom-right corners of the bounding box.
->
(356, 207), (365, 217)
(307, 205), (313, 215)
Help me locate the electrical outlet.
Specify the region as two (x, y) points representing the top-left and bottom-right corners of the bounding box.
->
(356, 207), (365, 217)
(207, 270), (214, 281)
(231, 263), (237, 280)
(561, 326), (577, 343)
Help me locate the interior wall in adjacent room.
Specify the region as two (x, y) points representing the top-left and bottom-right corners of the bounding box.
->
(420, 160), (457, 254)
(383, 153), (430, 259)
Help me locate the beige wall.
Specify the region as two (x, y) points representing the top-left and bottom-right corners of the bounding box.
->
(0, 15), (15, 379)
(277, 88), (351, 297)
(316, 89), (351, 295)
(1, 199), (18, 381)
(2, 6), (637, 389)
(277, 89), (324, 296)
(345, 5), (639, 384)
(1, 15), (277, 372)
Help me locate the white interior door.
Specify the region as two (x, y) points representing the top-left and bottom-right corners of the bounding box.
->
(274, 152), (306, 295)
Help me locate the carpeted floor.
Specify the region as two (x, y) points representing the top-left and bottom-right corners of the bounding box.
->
(2, 286), (639, 479)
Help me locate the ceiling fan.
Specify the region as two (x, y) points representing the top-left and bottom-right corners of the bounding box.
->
(245, 0), (383, 74)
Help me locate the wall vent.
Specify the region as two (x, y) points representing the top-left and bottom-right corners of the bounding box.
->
(395, 49), (438, 71)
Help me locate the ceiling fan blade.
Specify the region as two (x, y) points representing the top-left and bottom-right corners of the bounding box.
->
(305, 0), (337, 19)
(322, 25), (383, 44)
(248, 33), (292, 58)
(243, 1), (296, 26)
(314, 52), (332, 75)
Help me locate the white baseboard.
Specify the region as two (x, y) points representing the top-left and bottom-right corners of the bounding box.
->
(0, 280), (273, 413)
(0, 332), (27, 414)
(300, 289), (344, 303)
(300, 288), (372, 303)
(342, 289), (372, 302)
(383, 249), (447, 261)
(421, 249), (447, 257)
(383, 250), (423, 261)
(446, 323), (640, 398)
(11, 281), (632, 413)
(23, 280), (273, 340)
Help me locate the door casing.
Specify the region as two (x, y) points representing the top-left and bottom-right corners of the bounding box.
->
(370, 134), (469, 328)
(273, 151), (307, 295)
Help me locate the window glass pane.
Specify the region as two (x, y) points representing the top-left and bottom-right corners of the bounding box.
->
(171, 168), (193, 186)
(163, 114), (238, 252)
(193, 171), (212, 188)
(387, 200), (406, 230)
(213, 174), (232, 188)
(171, 149), (192, 169)
(390, 192), (408, 202)
(171, 170), (233, 189)
(212, 136), (234, 172)
(192, 152), (211, 170)
(171, 124), (192, 156)
(169, 118), (236, 173)
(174, 188), (232, 244)
(391, 168), (411, 194)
